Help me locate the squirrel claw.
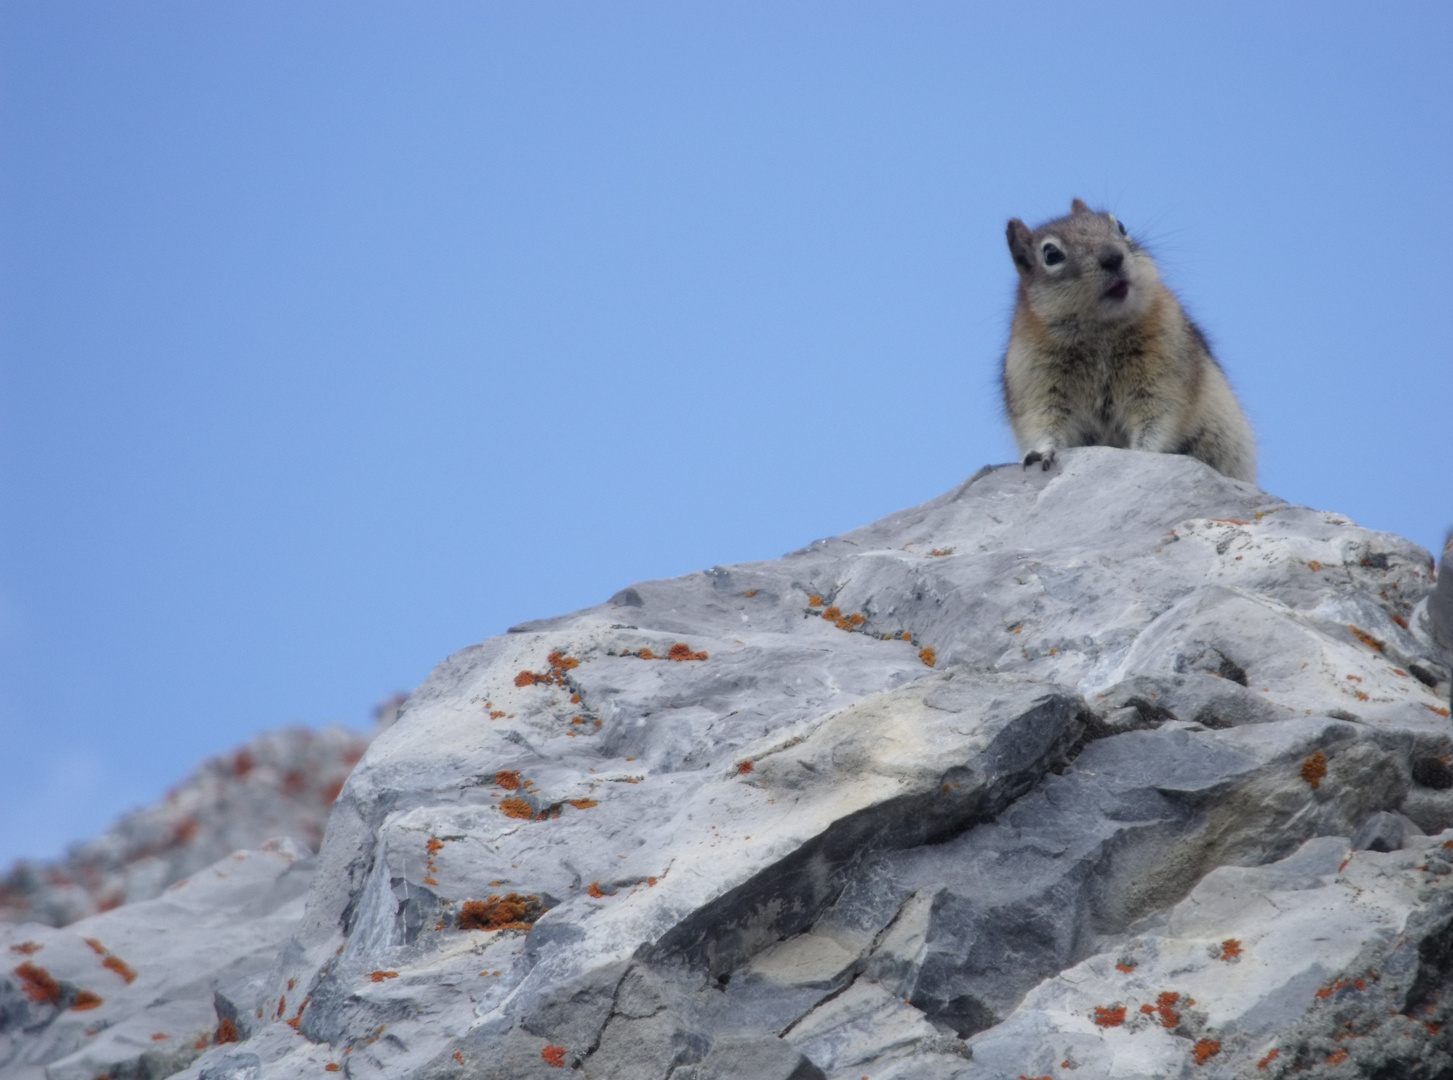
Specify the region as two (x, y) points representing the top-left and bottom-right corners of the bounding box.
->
(1023, 449), (1056, 471)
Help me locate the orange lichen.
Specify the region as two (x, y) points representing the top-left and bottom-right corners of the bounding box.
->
(1192, 1039), (1220, 1064)
(83, 937), (106, 955)
(1349, 625), (1385, 651)
(566, 798), (598, 809)
(1354, 690), (1369, 701)
(13, 962), (61, 1005)
(1115, 961), (1136, 973)
(426, 838), (443, 855)
(9, 942), (41, 955)
(587, 882), (605, 898)
(1326, 1048), (1348, 1065)
(495, 770), (522, 790)
(668, 642), (708, 661)
(102, 955), (137, 983)
(848, 612), (865, 626)
(928, 548), (954, 556)
(1426, 705), (1452, 717)
(647, 876), (658, 886)
(1212, 518), (1250, 526)
(1092, 1004), (1126, 1027)
(1154, 991), (1181, 1028)
(898, 630), (912, 640)
(570, 693), (580, 703)
(744, 589), (758, 597)
(807, 594), (824, 607)
(1315, 975), (1366, 999)
(70, 989), (103, 1010)
(1257, 1047), (1280, 1069)
(1307, 560), (1323, 572)
(1219, 939), (1243, 961)
(821, 606), (842, 621)
(215, 1017), (240, 1044)
(919, 647), (936, 667)
(637, 648), (655, 659)
(1007, 622), (1024, 634)
(488, 710), (506, 719)
(285, 996), (309, 1029)
(369, 970), (399, 982)
(326, 1065), (340, 1072)
(499, 797), (533, 819)
(452, 1051), (464, 1064)
(737, 760), (754, 774)
(542, 1044), (566, 1067)
(151, 1033), (168, 1041)
(276, 994), (286, 1018)
(458, 894), (542, 931)
(1392, 613), (1409, 628)
(1302, 750), (1328, 789)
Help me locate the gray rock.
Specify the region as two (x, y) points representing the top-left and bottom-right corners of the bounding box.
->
(1352, 809), (1414, 851)
(0, 839), (314, 1080)
(1, 725), (375, 927)
(7, 447), (1453, 1080)
(689, 1036), (827, 1080)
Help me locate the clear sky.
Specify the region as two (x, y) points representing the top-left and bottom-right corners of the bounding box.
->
(2, 4), (1450, 868)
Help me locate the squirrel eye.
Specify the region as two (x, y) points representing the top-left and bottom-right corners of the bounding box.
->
(1041, 243), (1065, 266)
(1117, 219), (1128, 236)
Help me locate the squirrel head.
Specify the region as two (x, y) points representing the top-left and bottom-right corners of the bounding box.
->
(1006, 198), (1160, 328)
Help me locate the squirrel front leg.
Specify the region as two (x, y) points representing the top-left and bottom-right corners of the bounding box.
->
(1003, 347), (1075, 471)
(1009, 406), (1071, 471)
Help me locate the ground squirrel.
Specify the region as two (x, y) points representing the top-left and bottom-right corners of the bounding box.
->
(1001, 198), (1255, 482)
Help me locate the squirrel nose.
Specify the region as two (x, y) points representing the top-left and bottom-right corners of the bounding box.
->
(1098, 248), (1125, 272)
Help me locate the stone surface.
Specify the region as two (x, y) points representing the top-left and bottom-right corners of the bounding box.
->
(0, 838), (314, 1080)
(2, 725), (377, 928)
(4, 447), (1452, 1080)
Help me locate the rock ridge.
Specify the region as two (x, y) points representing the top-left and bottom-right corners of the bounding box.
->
(4, 447), (1452, 1080)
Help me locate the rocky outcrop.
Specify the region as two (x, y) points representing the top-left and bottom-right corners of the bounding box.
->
(1, 839), (314, 1080)
(1, 725), (375, 928)
(4, 448), (1451, 1080)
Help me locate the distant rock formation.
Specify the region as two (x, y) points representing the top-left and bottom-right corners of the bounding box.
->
(0, 725), (373, 928)
(3, 449), (1451, 1080)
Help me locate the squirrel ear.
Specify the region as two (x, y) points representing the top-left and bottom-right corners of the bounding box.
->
(1071, 198), (1091, 215)
(1006, 219), (1035, 274)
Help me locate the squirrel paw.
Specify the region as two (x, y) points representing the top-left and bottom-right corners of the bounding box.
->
(1023, 449), (1057, 471)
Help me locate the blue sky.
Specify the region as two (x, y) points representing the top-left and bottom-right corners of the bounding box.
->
(2, 4), (1449, 867)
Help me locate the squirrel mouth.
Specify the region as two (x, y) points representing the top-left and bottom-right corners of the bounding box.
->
(1104, 279), (1130, 301)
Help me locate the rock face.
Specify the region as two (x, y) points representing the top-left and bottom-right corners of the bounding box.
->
(1, 839), (315, 1080)
(5, 448), (1452, 1080)
(2, 726), (373, 928)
